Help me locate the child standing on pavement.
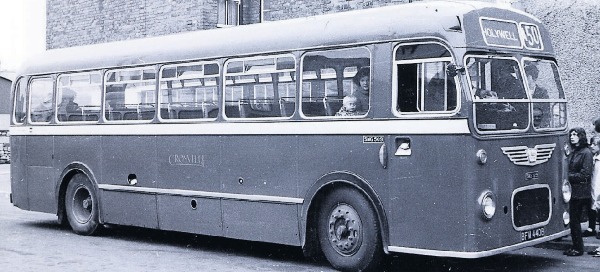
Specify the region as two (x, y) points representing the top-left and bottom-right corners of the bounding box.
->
(588, 136), (600, 257)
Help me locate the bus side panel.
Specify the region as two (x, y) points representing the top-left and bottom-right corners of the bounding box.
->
(54, 135), (102, 178)
(220, 135), (300, 245)
(25, 136), (58, 213)
(220, 135), (299, 197)
(222, 200), (300, 245)
(156, 135), (222, 236)
(100, 136), (158, 228)
(10, 136), (28, 209)
(296, 134), (389, 198)
(157, 196), (222, 236)
(387, 134), (470, 251)
(296, 134), (390, 246)
(26, 135), (53, 167)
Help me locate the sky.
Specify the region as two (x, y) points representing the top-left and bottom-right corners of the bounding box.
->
(0, 0), (46, 72)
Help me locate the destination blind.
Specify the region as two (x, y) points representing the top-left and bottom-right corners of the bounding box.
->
(480, 18), (522, 48)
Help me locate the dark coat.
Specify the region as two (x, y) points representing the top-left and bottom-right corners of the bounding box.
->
(568, 146), (593, 199)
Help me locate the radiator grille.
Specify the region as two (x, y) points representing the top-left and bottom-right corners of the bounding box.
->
(512, 186), (551, 229)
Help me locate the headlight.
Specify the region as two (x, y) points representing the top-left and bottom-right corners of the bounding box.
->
(563, 211), (570, 225)
(476, 149), (487, 165)
(562, 179), (572, 203)
(480, 191), (496, 220)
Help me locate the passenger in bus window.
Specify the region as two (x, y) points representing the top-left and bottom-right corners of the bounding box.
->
(352, 67), (370, 112)
(32, 94), (53, 122)
(564, 127), (593, 257)
(525, 65), (549, 99)
(525, 65), (550, 128)
(532, 108), (544, 128)
(335, 95), (361, 116)
(492, 61), (523, 99)
(57, 88), (80, 115)
(479, 89), (515, 112)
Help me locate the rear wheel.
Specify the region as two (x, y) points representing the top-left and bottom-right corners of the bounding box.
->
(318, 187), (383, 271)
(65, 173), (100, 235)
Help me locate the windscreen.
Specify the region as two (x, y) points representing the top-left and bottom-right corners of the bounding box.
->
(468, 57), (529, 131)
(523, 59), (567, 130)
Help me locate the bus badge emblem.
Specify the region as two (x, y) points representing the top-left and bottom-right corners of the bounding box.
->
(501, 143), (556, 166)
(526, 148), (538, 163)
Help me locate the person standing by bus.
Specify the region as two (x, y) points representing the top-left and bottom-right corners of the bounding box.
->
(564, 127), (594, 256)
(588, 136), (600, 256)
(584, 136), (600, 239)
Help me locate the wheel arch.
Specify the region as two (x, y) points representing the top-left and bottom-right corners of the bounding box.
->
(300, 171), (390, 258)
(56, 162), (102, 225)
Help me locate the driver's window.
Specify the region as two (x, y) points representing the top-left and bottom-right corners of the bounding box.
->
(394, 42), (458, 114)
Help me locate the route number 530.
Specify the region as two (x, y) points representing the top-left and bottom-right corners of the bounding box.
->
(520, 23), (543, 50)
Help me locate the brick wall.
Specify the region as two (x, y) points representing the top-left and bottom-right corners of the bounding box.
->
(262, 0), (411, 21)
(47, 0), (218, 49)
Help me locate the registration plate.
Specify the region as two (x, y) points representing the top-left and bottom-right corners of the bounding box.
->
(521, 227), (545, 242)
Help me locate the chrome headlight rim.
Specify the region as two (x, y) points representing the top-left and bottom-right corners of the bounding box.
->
(480, 191), (496, 220)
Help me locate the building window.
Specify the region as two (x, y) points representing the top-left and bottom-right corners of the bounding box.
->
(218, 0), (241, 27)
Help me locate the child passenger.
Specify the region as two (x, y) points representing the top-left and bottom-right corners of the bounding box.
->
(335, 95), (361, 116)
(588, 136), (600, 257)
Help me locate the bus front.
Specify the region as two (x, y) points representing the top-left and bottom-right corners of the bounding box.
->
(459, 8), (569, 256)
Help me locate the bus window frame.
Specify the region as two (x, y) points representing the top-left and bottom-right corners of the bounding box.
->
(392, 41), (461, 117)
(299, 46), (372, 120)
(465, 55), (531, 135)
(55, 71), (103, 124)
(28, 76), (56, 125)
(103, 65), (158, 123)
(222, 53), (297, 121)
(158, 60), (221, 123)
(520, 57), (568, 132)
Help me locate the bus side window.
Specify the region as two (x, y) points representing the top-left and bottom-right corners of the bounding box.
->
(57, 72), (102, 122)
(301, 47), (371, 117)
(29, 77), (54, 123)
(394, 42), (457, 114)
(12, 79), (27, 124)
(224, 55), (296, 119)
(105, 67), (156, 122)
(159, 62), (220, 121)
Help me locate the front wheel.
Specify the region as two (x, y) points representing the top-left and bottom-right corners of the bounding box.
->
(65, 173), (101, 235)
(318, 187), (383, 272)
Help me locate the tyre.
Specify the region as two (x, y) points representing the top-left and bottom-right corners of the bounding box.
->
(65, 173), (101, 235)
(318, 187), (383, 272)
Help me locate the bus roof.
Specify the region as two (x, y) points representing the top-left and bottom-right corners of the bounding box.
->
(20, 0), (550, 76)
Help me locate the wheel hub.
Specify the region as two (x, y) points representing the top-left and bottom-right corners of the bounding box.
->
(72, 186), (93, 223)
(327, 203), (362, 256)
